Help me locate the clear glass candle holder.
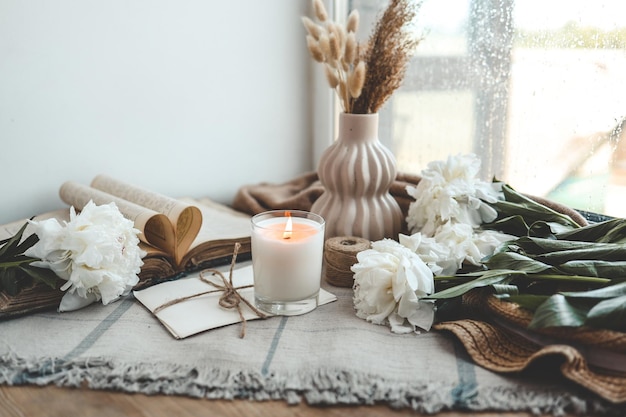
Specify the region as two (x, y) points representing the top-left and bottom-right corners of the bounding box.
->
(251, 210), (325, 316)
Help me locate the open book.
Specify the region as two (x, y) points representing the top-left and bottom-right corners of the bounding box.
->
(59, 175), (252, 287)
(0, 176), (252, 317)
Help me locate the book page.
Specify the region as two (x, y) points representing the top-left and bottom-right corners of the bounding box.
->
(59, 181), (176, 254)
(187, 197), (251, 246)
(91, 175), (193, 224)
(90, 175), (202, 264)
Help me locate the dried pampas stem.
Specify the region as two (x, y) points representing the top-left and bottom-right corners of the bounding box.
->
(352, 0), (421, 114)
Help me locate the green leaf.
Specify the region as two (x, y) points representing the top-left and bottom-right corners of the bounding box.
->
(527, 221), (575, 238)
(514, 236), (612, 254)
(599, 222), (626, 244)
(527, 221), (557, 238)
(585, 295), (626, 331)
(484, 251), (555, 274)
(15, 232), (39, 254)
(0, 222), (29, 259)
(535, 246), (626, 265)
(523, 273), (610, 285)
(20, 265), (59, 289)
(0, 268), (21, 296)
(482, 215), (531, 237)
(492, 184), (580, 230)
(433, 274), (484, 290)
(0, 220), (59, 293)
(491, 283), (519, 295)
(561, 281), (626, 299)
(507, 294), (550, 311)
(556, 218), (626, 243)
(427, 269), (523, 300)
(557, 260), (626, 279)
(0, 254), (37, 267)
(528, 294), (590, 329)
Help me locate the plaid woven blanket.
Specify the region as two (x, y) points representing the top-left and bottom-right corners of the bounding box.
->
(0, 266), (622, 416)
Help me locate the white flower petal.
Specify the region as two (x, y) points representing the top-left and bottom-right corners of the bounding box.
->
(405, 300), (436, 332)
(388, 312), (415, 334)
(58, 291), (98, 312)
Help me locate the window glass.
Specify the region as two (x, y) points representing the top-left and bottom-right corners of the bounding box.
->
(350, 0), (626, 216)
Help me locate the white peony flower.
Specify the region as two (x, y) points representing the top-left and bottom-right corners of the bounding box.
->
(399, 233), (459, 276)
(25, 200), (145, 311)
(431, 222), (512, 269)
(400, 224), (513, 276)
(405, 153), (503, 236)
(460, 228), (513, 267)
(351, 239), (435, 334)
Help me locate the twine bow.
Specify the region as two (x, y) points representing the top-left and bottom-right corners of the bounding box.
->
(153, 242), (267, 338)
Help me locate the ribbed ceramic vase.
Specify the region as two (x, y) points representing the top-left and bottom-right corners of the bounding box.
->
(311, 112), (402, 241)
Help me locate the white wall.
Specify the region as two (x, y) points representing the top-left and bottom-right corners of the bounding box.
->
(0, 0), (313, 224)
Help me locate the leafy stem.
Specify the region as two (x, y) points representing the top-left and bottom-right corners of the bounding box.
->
(0, 255), (38, 270)
(0, 221), (60, 296)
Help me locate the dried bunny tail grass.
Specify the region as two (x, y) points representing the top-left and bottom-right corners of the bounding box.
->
(343, 32), (357, 65)
(324, 65), (340, 89)
(352, 0), (421, 114)
(348, 61), (366, 98)
(346, 9), (359, 33)
(335, 23), (347, 50)
(306, 35), (325, 62)
(326, 22), (345, 53)
(318, 34), (331, 61)
(313, 0), (328, 22)
(302, 16), (323, 40)
(328, 31), (341, 62)
(302, 0), (376, 112)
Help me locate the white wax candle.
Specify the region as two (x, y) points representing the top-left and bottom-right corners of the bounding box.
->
(252, 216), (324, 301)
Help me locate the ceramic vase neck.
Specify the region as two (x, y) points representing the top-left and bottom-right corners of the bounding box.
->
(338, 113), (379, 144)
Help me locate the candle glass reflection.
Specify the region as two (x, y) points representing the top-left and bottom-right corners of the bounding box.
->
(251, 210), (325, 316)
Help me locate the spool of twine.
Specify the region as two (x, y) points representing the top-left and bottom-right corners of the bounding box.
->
(323, 236), (371, 287)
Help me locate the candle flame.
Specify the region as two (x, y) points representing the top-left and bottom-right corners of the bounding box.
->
(283, 211), (293, 239)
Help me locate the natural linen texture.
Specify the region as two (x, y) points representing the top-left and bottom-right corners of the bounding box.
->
(0, 275), (622, 416)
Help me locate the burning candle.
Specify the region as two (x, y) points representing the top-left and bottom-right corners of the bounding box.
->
(251, 210), (325, 315)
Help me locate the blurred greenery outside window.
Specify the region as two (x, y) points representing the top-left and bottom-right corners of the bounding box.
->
(340, 0), (626, 217)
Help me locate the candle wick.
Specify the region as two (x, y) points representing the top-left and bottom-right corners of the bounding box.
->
(283, 215), (293, 239)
